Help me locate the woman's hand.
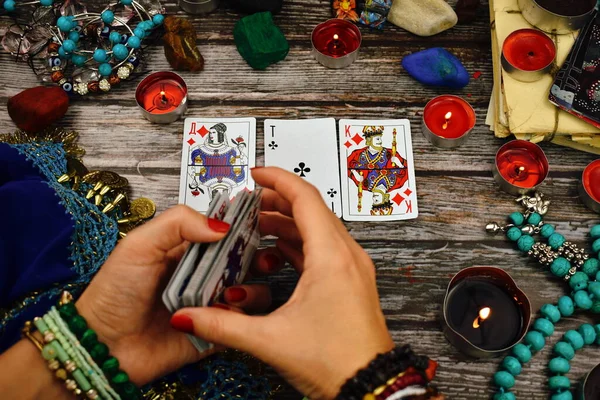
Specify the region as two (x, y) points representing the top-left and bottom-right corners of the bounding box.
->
(76, 206), (283, 386)
(172, 167), (394, 400)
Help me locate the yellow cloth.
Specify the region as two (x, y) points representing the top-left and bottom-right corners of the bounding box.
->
(488, 0), (600, 154)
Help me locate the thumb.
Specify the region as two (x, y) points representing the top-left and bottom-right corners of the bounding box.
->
(171, 307), (264, 352)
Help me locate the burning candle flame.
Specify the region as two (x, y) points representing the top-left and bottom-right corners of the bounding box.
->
(160, 91), (167, 103)
(333, 33), (339, 41)
(473, 307), (491, 329)
(442, 112), (452, 130)
(516, 166), (525, 176)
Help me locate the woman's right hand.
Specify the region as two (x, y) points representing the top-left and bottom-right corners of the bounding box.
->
(171, 167), (394, 400)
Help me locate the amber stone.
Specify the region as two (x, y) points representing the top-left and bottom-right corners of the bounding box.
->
(88, 81), (100, 93)
(163, 16), (204, 72)
(51, 71), (64, 83)
(108, 74), (121, 86)
(7, 86), (69, 132)
(48, 42), (60, 53)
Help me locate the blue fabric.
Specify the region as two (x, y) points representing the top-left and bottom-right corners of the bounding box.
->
(0, 143), (76, 351)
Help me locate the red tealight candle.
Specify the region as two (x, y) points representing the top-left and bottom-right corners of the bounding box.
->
(135, 71), (188, 124)
(422, 95), (476, 148)
(312, 19), (361, 69)
(494, 140), (549, 195)
(580, 159), (600, 213)
(501, 29), (556, 83)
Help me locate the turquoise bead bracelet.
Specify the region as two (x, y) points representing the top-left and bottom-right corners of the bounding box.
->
(486, 192), (600, 399)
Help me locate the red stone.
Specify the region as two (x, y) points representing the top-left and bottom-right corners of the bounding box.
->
(108, 74), (121, 86)
(88, 81), (99, 93)
(51, 71), (64, 83)
(48, 42), (60, 53)
(7, 86), (69, 133)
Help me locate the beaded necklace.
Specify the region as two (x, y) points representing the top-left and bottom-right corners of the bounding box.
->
(2, 0), (164, 95)
(486, 192), (600, 400)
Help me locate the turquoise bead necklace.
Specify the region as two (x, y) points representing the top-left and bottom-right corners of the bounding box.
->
(486, 192), (600, 400)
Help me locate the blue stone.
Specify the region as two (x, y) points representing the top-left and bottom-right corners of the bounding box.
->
(402, 48), (470, 89)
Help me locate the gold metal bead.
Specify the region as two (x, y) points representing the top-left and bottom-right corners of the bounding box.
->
(43, 332), (55, 343)
(72, 175), (81, 191)
(64, 360), (77, 372)
(48, 359), (60, 371)
(373, 385), (387, 396)
(55, 368), (68, 380)
(94, 194), (103, 206)
(112, 193), (126, 206)
(57, 174), (71, 183)
(74, 388), (82, 396)
(363, 394), (376, 400)
(65, 379), (77, 391)
(102, 203), (115, 214)
(99, 185), (111, 196)
(59, 291), (73, 306)
(118, 231), (127, 238)
(86, 389), (99, 399)
(387, 376), (397, 385)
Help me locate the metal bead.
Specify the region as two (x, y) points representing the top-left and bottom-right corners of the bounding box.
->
(48, 359), (60, 370)
(65, 379), (77, 391)
(117, 66), (130, 79)
(86, 389), (99, 399)
(486, 223), (501, 234)
(521, 225), (535, 235)
(43, 332), (55, 343)
(55, 368), (67, 380)
(99, 79), (111, 92)
(64, 359), (77, 372)
(568, 267), (577, 275)
(75, 82), (89, 95)
(74, 388), (82, 396)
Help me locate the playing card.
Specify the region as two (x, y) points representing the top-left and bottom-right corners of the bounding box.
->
(198, 190), (261, 307)
(338, 119), (418, 221)
(179, 118), (256, 213)
(162, 192), (229, 312)
(264, 118), (342, 217)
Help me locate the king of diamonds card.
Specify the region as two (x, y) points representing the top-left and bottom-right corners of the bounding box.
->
(179, 118), (256, 213)
(338, 119), (418, 221)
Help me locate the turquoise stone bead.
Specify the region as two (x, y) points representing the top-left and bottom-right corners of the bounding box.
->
(56, 16), (74, 32)
(551, 258), (570, 278)
(101, 10), (115, 24)
(524, 331), (545, 352)
(127, 36), (141, 49)
(583, 258), (600, 278)
(591, 225), (600, 239)
(509, 212), (524, 226)
(597, 271), (600, 282)
(68, 31), (79, 42)
(528, 212), (542, 225)
(593, 238), (600, 254)
(109, 31), (122, 44)
(121, 0), (133, 4)
(152, 14), (164, 25)
(533, 318), (554, 337)
(58, 46), (70, 59)
(589, 281), (600, 298)
(494, 371), (515, 389)
(113, 44), (129, 60)
(72, 54), (86, 67)
(540, 224), (555, 238)
(591, 301), (600, 314)
(512, 343), (532, 363)
(517, 235), (535, 252)
(139, 20), (153, 31)
(506, 227), (522, 242)
(502, 356), (522, 376)
(548, 375), (570, 390)
(578, 324), (597, 345)
(548, 233), (566, 250)
(574, 290), (593, 310)
(40, 0), (52, 5)
(549, 357), (570, 374)
(99, 63), (112, 77)
(541, 304), (561, 323)
(558, 296), (575, 317)
(595, 325), (600, 345)
(563, 330), (584, 350)
(554, 341), (575, 360)
(93, 49), (108, 63)
(494, 394), (516, 400)
(570, 272), (589, 291)
(3, 0), (15, 11)
(133, 27), (145, 38)
(62, 39), (76, 52)
(551, 392), (572, 400)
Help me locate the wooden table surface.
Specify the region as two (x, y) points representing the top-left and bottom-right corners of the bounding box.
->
(1, 0), (599, 398)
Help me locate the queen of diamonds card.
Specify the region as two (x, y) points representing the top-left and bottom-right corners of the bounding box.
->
(339, 120), (418, 221)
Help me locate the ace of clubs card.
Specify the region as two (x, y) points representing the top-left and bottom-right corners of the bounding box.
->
(179, 118), (256, 213)
(338, 119), (418, 221)
(263, 118), (342, 217)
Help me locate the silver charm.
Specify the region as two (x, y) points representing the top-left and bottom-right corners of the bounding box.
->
(516, 192), (551, 216)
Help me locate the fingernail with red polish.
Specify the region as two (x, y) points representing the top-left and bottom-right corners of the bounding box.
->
(264, 253), (281, 272)
(208, 218), (230, 233)
(212, 304), (230, 310)
(226, 287), (247, 302)
(170, 314), (194, 334)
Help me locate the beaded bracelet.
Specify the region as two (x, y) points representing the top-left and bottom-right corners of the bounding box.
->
(335, 345), (436, 400)
(485, 193), (600, 400)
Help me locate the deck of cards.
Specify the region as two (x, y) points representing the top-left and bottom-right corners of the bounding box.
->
(162, 189), (261, 352)
(179, 117), (418, 222)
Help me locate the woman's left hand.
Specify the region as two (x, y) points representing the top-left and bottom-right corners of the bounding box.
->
(76, 205), (283, 386)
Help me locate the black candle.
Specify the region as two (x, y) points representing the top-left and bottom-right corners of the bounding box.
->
(584, 363), (600, 399)
(446, 278), (523, 351)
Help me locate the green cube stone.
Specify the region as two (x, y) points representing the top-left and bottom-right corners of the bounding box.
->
(234, 11), (289, 70)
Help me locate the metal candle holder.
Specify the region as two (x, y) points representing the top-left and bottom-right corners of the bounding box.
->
(311, 19), (362, 69)
(442, 267), (532, 359)
(135, 71), (188, 124)
(493, 140), (549, 196)
(518, 0), (595, 34)
(501, 29), (556, 83)
(579, 160), (600, 214)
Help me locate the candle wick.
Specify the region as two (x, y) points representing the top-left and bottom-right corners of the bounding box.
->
(442, 111), (452, 130)
(528, 51), (535, 57)
(160, 91), (167, 103)
(516, 166), (525, 176)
